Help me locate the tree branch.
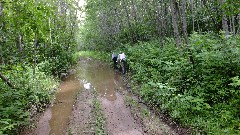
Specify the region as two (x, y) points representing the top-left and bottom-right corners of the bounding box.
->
(0, 72), (15, 88)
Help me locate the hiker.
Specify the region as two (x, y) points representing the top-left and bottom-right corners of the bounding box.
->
(112, 52), (118, 69)
(117, 52), (127, 74)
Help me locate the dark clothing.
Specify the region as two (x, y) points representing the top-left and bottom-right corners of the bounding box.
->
(112, 57), (117, 69)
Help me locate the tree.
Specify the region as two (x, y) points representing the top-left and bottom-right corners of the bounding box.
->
(170, 0), (181, 47)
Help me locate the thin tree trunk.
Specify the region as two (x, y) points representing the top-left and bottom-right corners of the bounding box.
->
(232, 16), (235, 35)
(237, 14), (240, 34)
(0, 2), (3, 16)
(122, 0), (134, 43)
(0, 2), (4, 64)
(159, 1), (165, 46)
(131, 0), (138, 41)
(164, 2), (170, 36)
(220, 0), (229, 34)
(114, 6), (122, 34)
(191, 0), (195, 31)
(170, 0), (181, 47)
(180, 0), (194, 65)
(131, 0), (137, 22)
(153, 1), (160, 36)
(16, 34), (23, 61)
(153, 0), (163, 47)
(180, 0), (188, 44)
(229, 16), (233, 34)
(0, 72), (15, 88)
(202, 1), (220, 32)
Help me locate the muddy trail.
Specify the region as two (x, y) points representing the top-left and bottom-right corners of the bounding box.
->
(25, 58), (186, 135)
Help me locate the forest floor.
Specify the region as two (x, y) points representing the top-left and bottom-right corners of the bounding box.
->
(25, 58), (189, 135)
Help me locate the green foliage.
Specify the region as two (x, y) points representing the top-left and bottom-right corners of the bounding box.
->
(123, 34), (240, 134)
(92, 99), (106, 135)
(1, 0), (78, 75)
(74, 51), (110, 62)
(0, 0), (78, 133)
(0, 64), (58, 134)
(80, 0), (240, 51)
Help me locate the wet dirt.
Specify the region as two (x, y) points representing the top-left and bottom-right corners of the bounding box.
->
(26, 57), (180, 135)
(101, 93), (143, 135)
(26, 73), (81, 135)
(68, 58), (144, 135)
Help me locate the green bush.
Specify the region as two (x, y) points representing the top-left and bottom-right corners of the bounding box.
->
(0, 64), (58, 134)
(122, 34), (240, 134)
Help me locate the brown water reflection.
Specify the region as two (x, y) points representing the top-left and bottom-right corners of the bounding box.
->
(27, 58), (123, 135)
(76, 59), (123, 101)
(49, 74), (81, 135)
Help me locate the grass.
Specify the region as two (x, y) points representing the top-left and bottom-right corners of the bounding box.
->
(124, 96), (175, 135)
(92, 99), (106, 135)
(73, 51), (110, 63)
(85, 90), (106, 135)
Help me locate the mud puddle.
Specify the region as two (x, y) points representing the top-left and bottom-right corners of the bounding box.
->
(27, 58), (143, 135)
(69, 58), (144, 135)
(26, 57), (180, 135)
(26, 72), (82, 135)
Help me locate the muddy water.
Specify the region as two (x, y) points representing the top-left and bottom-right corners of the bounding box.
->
(27, 73), (82, 135)
(76, 58), (123, 101)
(75, 58), (143, 135)
(28, 58), (130, 135)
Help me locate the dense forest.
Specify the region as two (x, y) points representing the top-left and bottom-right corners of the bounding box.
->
(80, 0), (240, 134)
(0, 0), (79, 134)
(0, 0), (240, 134)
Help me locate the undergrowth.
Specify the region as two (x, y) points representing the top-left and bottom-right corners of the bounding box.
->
(92, 99), (106, 135)
(87, 89), (106, 135)
(119, 33), (240, 134)
(0, 65), (58, 134)
(73, 51), (109, 63)
(124, 96), (175, 134)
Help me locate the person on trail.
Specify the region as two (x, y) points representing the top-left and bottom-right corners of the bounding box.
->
(112, 52), (118, 69)
(118, 52), (126, 61)
(117, 52), (127, 74)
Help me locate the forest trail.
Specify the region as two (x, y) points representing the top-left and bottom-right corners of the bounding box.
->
(25, 58), (178, 135)
(67, 58), (144, 135)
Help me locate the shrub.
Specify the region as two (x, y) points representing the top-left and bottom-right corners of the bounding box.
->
(0, 64), (58, 134)
(122, 34), (240, 134)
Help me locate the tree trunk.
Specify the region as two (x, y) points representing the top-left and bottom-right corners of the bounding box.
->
(237, 14), (240, 34)
(153, 0), (163, 47)
(191, 0), (195, 31)
(229, 16), (233, 34)
(122, 0), (135, 43)
(180, 0), (194, 65)
(0, 2), (3, 16)
(0, 2), (4, 64)
(131, 0), (138, 41)
(16, 34), (23, 61)
(170, 0), (181, 47)
(220, 0), (229, 34)
(153, 1), (160, 35)
(131, 0), (137, 22)
(180, 0), (188, 44)
(232, 16), (235, 35)
(164, 2), (171, 36)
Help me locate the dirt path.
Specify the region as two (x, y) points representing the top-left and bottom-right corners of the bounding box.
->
(101, 93), (143, 135)
(67, 58), (146, 135)
(25, 58), (183, 135)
